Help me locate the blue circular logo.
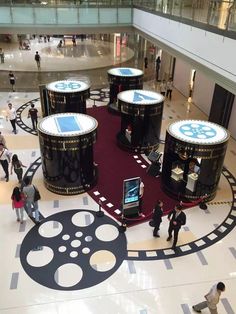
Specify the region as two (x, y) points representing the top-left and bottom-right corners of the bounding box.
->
(54, 82), (81, 91)
(179, 123), (216, 140)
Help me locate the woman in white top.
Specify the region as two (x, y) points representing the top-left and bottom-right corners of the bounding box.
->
(6, 103), (17, 134)
(160, 80), (166, 97)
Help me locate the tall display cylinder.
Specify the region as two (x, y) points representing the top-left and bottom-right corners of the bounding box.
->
(117, 90), (164, 153)
(38, 113), (98, 195)
(161, 120), (230, 201)
(43, 80), (90, 116)
(107, 67), (143, 114)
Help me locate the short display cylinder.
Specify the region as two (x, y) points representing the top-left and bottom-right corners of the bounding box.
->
(117, 90), (164, 153)
(44, 80), (90, 116)
(107, 67), (143, 114)
(161, 120), (230, 201)
(38, 113), (98, 195)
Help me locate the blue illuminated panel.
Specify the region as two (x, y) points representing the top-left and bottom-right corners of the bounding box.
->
(55, 116), (81, 133)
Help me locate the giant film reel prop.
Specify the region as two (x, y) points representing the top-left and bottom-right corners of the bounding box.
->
(20, 210), (127, 290)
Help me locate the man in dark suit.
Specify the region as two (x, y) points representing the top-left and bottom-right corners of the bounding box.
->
(152, 200), (164, 237)
(166, 204), (186, 249)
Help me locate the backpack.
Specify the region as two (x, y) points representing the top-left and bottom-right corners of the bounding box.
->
(35, 54), (40, 61)
(33, 185), (41, 202)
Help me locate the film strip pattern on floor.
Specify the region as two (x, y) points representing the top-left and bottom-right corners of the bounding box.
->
(25, 157), (236, 260)
(16, 98), (39, 136)
(16, 88), (110, 135)
(126, 167), (236, 260)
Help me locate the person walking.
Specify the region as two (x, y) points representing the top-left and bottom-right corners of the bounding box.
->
(34, 51), (41, 69)
(10, 154), (27, 183)
(0, 143), (11, 182)
(155, 56), (161, 81)
(192, 282), (226, 313)
(28, 103), (38, 130)
(166, 204), (186, 249)
(166, 78), (173, 100)
(6, 103), (17, 134)
(0, 131), (7, 147)
(11, 186), (25, 224)
(23, 176), (41, 224)
(152, 200), (164, 237)
(144, 57), (148, 69)
(0, 48), (5, 63)
(160, 80), (166, 97)
(9, 71), (16, 92)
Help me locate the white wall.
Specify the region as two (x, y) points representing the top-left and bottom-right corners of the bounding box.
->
(133, 9), (236, 94)
(228, 97), (236, 140)
(192, 70), (215, 116)
(173, 58), (192, 98)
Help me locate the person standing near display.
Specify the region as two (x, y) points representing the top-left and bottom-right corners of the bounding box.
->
(166, 78), (173, 100)
(28, 103), (38, 130)
(6, 103), (17, 134)
(160, 80), (166, 97)
(34, 51), (41, 69)
(0, 143), (11, 182)
(9, 71), (16, 92)
(152, 200), (164, 237)
(166, 204), (186, 249)
(139, 180), (144, 215)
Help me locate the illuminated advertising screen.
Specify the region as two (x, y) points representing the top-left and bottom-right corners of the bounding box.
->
(123, 177), (140, 208)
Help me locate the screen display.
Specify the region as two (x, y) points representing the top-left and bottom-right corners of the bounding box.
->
(55, 116), (81, 133)
(123, 177), (140, 205)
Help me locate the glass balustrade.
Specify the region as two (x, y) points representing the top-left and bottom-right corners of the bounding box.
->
(0, 0), (235, 33)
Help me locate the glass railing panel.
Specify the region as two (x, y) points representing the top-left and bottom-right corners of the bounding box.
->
(193, 0), (209, 24)
(172, 0), (182, 17)
(118, 8), (132, 23)
(181, 0), (194, 19)
(227, 3), (236, 31)
(35, 7), (57, 24)
(208, 1), (231, 29)
(0, 7), (11, 23)
(79, 7), (99, 23)
(99, 8), (117, 22)
(57, 7), (78, 23)
(12, 7), (34, 23)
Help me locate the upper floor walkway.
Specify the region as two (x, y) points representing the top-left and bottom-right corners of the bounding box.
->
(0, 0), (235, 39)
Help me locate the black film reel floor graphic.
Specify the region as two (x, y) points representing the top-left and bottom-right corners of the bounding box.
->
(20, 209), (127, 290)
(23, 157), (236, 266)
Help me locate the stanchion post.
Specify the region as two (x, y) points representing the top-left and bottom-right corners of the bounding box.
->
(199, 195), (208, 210)
(96, 199), (104, 217)
(118, 214), (127, 233)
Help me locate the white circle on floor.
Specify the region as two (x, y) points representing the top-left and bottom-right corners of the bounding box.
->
(85, 236), (93, 242)
(71, 240), (81, 248)
(55, 263), (83, 287)
(27, 246), (54, 267)
(75, 231), (83, 238)
(58, 246), (67, 253)
(62, 234), (70, 241)
(82, 247), (90, 254)
(95, 224), (119, 242)
(38, 221), (63, 238)
(70, 251), (78, 258)
(71, 211), (94, 227)
(90, 250), (116, 272)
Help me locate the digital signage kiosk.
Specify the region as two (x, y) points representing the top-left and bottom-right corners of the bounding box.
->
(122, 177), (140, 216)
(161, 120), (230, 201)
(107, 67), (143, 114)
(117, 90), (164, 153)
(38, 113), (98, 195)
(43, 80), (90, 116)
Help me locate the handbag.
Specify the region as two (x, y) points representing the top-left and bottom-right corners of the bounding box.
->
(33, 185), (41, 202)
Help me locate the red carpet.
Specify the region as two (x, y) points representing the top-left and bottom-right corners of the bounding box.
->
(87, 106), (177, 225)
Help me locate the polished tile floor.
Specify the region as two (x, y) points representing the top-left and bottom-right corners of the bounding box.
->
(0, 38), (236, 314)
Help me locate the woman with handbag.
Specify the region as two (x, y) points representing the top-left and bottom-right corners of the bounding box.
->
(11, 186), (25, 224)
(22, 176), (41, 225)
